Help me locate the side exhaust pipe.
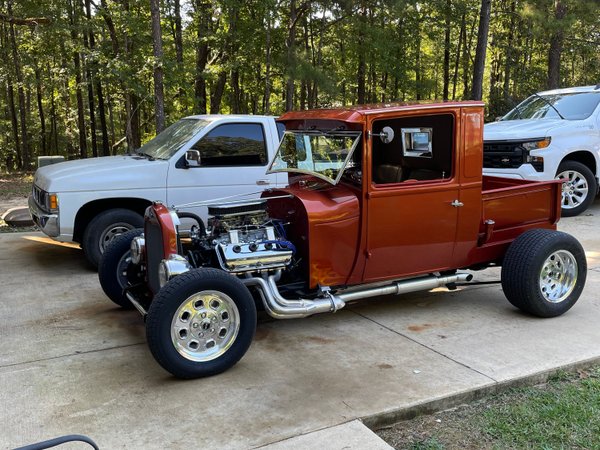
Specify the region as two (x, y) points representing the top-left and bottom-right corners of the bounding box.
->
(242, 272), (473, 319)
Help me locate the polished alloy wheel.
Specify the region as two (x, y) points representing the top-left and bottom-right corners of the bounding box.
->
(99, 224), (135, 252)
(171, 290), (240, 362)
(557, 170), (588, 210)
(539, 250), (577, 303)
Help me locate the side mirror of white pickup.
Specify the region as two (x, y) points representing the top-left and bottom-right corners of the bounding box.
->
(185, 150), (201, 167)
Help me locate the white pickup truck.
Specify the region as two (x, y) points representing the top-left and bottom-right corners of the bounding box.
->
(29, 115), (287, 267)
(483, 85), (600, 216)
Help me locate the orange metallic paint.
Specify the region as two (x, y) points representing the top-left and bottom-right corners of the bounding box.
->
(276, 102), (562, 289)
(148, 203), (179, 257)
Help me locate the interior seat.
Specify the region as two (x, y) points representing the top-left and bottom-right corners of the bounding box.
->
(408, 168), (442, 181)
(376, 164), (404, 183)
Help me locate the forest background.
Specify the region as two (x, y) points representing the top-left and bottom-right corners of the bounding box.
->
(0, 0), (598, 171)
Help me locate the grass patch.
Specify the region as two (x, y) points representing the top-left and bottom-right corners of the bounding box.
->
(376, 366), (600, 449)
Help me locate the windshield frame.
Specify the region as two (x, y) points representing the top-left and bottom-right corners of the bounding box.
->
(266, 130), (362, 185)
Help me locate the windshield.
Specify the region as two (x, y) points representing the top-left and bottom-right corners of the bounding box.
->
(136, 118), (211, 159)
(267, 131), (362, 185)
(502, 92), (600, 121)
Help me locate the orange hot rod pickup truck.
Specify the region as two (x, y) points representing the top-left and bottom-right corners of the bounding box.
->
(99, 102), (587, 379)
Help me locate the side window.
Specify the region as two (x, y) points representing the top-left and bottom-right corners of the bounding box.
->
(191, 123), (268, 166)
(372, 114), (454, 185)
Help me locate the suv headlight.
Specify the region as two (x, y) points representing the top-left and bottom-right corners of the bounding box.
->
(158, 254), (191, 288)
(522, 138), (551, 151)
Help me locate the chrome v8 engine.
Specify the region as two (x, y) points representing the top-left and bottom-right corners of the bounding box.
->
(207, 200), (293, 273)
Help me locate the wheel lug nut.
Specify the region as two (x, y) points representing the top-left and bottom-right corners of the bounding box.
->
(192, 323), (199, 328)
(201, 313), (206, 318)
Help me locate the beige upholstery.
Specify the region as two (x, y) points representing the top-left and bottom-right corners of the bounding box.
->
(376, 164), (404, 184)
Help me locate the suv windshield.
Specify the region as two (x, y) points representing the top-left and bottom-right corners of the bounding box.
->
(267, 131), (361, 185)
(136, 118), (211, 159)
(503, 92), (600, 121)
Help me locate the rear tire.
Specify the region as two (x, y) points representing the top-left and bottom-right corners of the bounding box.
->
(501, 229), (586, 317)
(82, 208), (144, 269)
(146, 268), (257, 379)
(98, 229), (144, 309)
(556, 161), (597, 217)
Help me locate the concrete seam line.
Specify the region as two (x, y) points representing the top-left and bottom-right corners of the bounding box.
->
(0, 342), (146, 369)
(250, 419), (357, 449)
(348, 309), (498, 383)
(361, 354), (600, 430)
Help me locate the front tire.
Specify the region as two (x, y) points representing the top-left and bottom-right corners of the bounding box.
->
(556, 161), (597, 217)
(98, 229), (144, 309)
(82, 208), (144, 269)
(146, 268), (257, 379)
(501, 229), (586, 317)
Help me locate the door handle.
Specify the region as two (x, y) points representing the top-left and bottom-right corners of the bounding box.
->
(451, 200), (464, 207)
(256, 179), (271, 186)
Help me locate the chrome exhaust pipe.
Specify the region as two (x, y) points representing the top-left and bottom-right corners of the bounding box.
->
(242, 272), (473, 319)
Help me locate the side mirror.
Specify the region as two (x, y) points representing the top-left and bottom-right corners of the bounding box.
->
(185, 150), (201, 167)
(369, 126), (395, 144)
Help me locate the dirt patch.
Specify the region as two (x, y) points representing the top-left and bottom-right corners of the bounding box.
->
(407, 323), (436, 332)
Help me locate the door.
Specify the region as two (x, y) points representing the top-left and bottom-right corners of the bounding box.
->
(363, 113), (460, 281)
(166, 121), (279, 220)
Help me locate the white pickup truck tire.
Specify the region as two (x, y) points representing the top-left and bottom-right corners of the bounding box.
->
(556, 161), (597, 217)
(82, 208), (144, 268)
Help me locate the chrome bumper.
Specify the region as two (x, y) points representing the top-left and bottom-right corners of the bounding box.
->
(28, 195), (59, 237)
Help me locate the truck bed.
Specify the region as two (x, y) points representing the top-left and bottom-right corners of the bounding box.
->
(480, 175), (562, 247)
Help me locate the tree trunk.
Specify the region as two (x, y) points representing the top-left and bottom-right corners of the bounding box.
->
(123, 0), (140, 150)
(357, 4), (367, 104)
(452, 13), (465, 100)
(442, 0), (451, 101)
(34, 66), (47, 155)
(264, 9), (272, 114)
(194, 0), (210, 114)
(173, 0), (183, 65)
(547, 0), (567, 89)
(68, 0), (87, 159)
(285, 0), (298, 111)
(7, 1), (30, 168)
(150, 0), (165, 133)
(6, 79), (21, 169)
(415, 9), (422, 100)
(210, 72), (227, 113)
(503, 1), (516, 102)
(471, 0), (492, 100)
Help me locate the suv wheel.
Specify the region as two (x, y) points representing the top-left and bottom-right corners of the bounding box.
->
(82, 208), (144, 269)
(556, 161), (597, 217)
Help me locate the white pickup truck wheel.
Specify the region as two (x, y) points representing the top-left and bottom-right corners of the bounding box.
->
(555, 161), (597, 217)
(82, 208), (144, 269)
(501, 229), (587, 317)
(146, 268), (257, 379)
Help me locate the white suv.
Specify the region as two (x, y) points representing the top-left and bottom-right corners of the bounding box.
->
(484, 85), (600, 216)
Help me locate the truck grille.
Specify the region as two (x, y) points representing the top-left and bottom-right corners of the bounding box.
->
(483, 141), (543, 172)
(145, 214), (164, 295)
(32, 185), (46, 209)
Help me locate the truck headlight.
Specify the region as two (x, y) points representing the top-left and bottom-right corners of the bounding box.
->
(158, 254), (191, 288)
(44, 192), (59, 212)
(130, 236), (145, 264)
(522, 138), (551, 151)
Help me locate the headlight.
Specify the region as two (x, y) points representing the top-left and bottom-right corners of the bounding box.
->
(158, 254), (191, 288)
(522, 138), (551, 151)
(130, 236), (145, 264)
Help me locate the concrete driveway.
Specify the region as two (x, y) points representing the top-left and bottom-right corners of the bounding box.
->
(1, 201), (599, 449)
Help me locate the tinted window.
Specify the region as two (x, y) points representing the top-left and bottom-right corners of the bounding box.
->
(192, 123), (267, 166)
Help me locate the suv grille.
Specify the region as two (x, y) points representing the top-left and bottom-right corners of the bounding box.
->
(483, 141), (543, 172)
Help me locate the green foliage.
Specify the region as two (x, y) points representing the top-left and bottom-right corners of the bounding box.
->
(0, 0), (598, 171)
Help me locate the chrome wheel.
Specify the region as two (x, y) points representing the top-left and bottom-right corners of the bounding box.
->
(539, 250), (578, 303)
(171, 290), (240, 362)
(99, 223), (135, 253)
(557, 170), (589, 210)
